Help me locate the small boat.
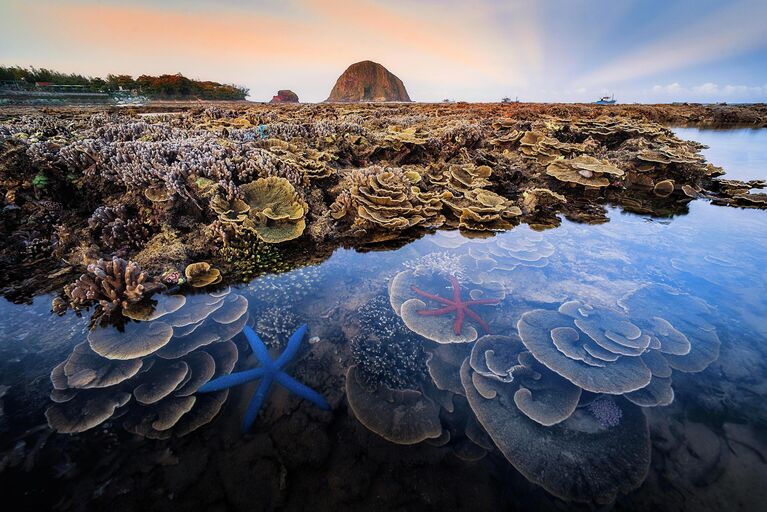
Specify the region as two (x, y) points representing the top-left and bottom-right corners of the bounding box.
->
(594, 94), (616, 105)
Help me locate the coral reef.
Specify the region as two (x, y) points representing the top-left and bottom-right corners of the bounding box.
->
(255, 306), (300, 349)
(1, 102), (763, 299)
(516, 285), (720, 405)
(389, 269), (505, 344)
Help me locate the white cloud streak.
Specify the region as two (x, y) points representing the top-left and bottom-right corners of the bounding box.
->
(577, 0), (767, 86)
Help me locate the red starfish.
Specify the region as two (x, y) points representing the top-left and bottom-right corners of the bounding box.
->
(410, 275), (501, 335)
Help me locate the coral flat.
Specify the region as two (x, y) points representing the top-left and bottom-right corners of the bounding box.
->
(1, 101), (765, 303)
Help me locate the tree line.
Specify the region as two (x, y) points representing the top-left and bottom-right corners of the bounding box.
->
(0, 66), (248, 100)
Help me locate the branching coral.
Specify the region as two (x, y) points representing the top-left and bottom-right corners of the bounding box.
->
(63, 257), (165, 321)
(88, 205), (153, 254)
(350, 295), (428, 391)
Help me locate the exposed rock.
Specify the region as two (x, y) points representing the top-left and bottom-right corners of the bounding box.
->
(269, 90), (299, 104)
(326, 61), (411, 102)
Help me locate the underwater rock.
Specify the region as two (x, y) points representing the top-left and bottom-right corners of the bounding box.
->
(326, 60), (411, 102)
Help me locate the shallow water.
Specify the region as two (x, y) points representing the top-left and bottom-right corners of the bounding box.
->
(1, 129), (766, 511)
(673, 127), (767, 182)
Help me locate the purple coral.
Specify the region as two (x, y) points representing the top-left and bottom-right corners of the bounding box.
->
(587, 396), (623, 428)
(88, 205), (152, 254)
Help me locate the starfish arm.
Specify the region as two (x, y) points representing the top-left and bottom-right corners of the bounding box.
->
(464, 308), (492, 333)
(454, 307), (465, 335)
(197, 368), (267, 392)
(449, 276), (463, 303)
(274, 323), (308, 369)
(409, 285), (455, 305)
(243, 326), (273, 367)
(275, 372), (331, 411)
(417, 305), (458, 316)
(242, 375), (274, 432)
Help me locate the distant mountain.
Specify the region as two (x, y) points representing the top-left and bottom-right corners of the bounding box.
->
(325, 61), (411, 102)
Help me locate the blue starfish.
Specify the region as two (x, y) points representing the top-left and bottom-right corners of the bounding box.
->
(197, 324), (330, 431)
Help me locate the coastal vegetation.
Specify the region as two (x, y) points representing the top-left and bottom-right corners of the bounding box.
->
(0, 65), (248, 100)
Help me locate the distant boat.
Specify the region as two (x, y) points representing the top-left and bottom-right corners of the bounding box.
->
(594, 94), (616, 105)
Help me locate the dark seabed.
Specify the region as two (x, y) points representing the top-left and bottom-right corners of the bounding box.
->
(1, 128), (766, 511)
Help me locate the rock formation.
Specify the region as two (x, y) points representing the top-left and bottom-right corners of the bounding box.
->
(269, 90), (299, 103)
(326, 61), (411, 102)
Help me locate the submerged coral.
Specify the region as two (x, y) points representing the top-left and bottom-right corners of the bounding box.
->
(516, 286), (720, 406)
(255, 306), (300, 349)
(47, 288), (248, 438)
(461, 358), (651, 504)
(350, 295), (428, 391)
(389, 269), (505, 344)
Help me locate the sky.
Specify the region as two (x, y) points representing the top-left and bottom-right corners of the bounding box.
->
(1, 0), (766, 103)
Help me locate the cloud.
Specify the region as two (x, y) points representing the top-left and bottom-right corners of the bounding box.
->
(0, 0), (535, 101)
(650, 82), (766, 101)
(652, 83), (683, 94)
(692, 82), (718, 94)
(577, 0), (767, 86)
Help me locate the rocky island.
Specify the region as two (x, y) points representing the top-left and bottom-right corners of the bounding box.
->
(326, 60), (411, 102)
(269, 90), (299, 104)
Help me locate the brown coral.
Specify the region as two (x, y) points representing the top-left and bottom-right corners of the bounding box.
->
(546, 155), (624, 187)
(237, 177), (308, 243)
(63, 258), (165, 322)
(334, 166), (445, 237)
